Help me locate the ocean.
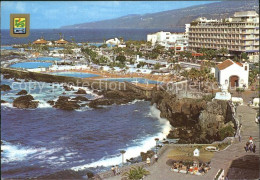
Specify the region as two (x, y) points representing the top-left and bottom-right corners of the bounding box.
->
(1, 28), (184, 45)
(1, 76), (172, 178)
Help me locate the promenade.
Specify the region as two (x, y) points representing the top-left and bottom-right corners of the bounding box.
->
(103, 105), (259, 180)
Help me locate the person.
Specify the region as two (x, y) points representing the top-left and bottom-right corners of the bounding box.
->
(244, 142), (250, 152)
(111, 166), (116, 176)
(115, 165), (120, 175)
(249, 136), (253, 144)
(146, 157), (151, 166)
(253, 144), (256, 153)
(154, 154), (158, 162)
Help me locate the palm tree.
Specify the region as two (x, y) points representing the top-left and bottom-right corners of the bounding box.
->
(122, 166), (150, 180)
(59, 32), (62, 39)
(173, 64), (182, 74)
(218, 48), (228, 58)
(181, 70), (189, 79)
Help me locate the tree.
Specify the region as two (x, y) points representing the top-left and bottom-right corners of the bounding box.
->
(218, 48), (228, 57)
(122, 166), (150, 180)
(59, 32), (62, 39)
(100, 44), (108, 48)
(173, 64), (182, 74)
(116, 55), (126, 64)
(205, 49), (217, 60)
(241, 52), (249, 61)
(154, 63), (161, 70)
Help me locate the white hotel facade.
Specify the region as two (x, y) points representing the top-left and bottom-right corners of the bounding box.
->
(147, 31), (188, 52)
(188, 11), (259, 63)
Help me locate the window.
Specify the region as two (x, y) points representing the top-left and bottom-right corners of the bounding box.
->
(245, 66), (247, 71)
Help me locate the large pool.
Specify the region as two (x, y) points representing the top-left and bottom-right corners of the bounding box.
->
(49, 47), (64, 51)
(88, 43), (115, 48)
(1, 46), (17, 50)
(31, 57), (62, 61)
(10, 62), (53, 69)
(50, 71), (100, 78)
(100, 78), (162, 84)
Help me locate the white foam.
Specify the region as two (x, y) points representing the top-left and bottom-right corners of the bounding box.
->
(71, 86), (102, 99)
(37, 100), (52, 108)
(71, 103), (171, 171)
(1, 141), (40, 163)
(128, 99), (145, 105)
(1, 102), (13, 108)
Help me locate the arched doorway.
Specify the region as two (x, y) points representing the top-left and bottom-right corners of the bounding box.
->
(229, 75), (239, 87)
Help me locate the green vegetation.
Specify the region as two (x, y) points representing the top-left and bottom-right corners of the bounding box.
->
(116, 55), (126, 64)
(122, 166), (150, 180)
(249, 68), (259, 85)
(154, 63), (161, 70)
(219, 125), (235, 140)
(137, 62), (146, 68)
(168, 145), (215, 163)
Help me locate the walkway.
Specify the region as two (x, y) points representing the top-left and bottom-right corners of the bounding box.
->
(103, 105), (259, 180)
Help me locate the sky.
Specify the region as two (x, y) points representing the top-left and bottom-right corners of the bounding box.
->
(1, 1), (218, 29)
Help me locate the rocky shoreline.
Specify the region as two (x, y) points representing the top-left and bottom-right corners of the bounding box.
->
(1, 69), (236, 147)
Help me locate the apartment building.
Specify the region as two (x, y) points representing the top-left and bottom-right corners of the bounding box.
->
(188, 11), (259, 62)
(147, 31), (188, 51)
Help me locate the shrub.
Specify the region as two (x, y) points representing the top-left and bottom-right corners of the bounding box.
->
(218, 125), (235, 140)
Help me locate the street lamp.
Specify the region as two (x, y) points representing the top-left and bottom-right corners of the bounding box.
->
(238, 115), (242, 127)
(154, 138), (159, 154)
(120, 150), (126, 166)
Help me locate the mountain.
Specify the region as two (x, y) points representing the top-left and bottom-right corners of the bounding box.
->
(61, 0), (259, 29)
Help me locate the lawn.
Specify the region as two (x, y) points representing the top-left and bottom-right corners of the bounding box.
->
(167, 145), (216, 163)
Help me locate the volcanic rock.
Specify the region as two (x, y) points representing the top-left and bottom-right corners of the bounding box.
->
(88, 98), (114, 108)
(47, 100), (55, 106)
(0, 84), (11, 91)
(53, 96), (80, 110)
(140, 150), (155, 161)
(16, 90), (28, 95)
(13, 95), (38, 109)
(1, 100), (7, 103)
(71, 96), (88, 102)
(74, 88), (87, 94)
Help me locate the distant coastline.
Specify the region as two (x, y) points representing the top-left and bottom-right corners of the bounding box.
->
(1, 28), (184, 45)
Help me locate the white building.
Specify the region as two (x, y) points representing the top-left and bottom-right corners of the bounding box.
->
(193, 148), (200, 157)
(72, 48), (81, 53)
(215, 59), (249, 89)
(147, 31), (188, 51)
(188, 11), (259, 63)
(106, 38), (121, 45)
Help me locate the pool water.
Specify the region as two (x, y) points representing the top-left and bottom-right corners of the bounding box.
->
(50, 71), (100, 78)
(88, 43), (115, 48)
(1, 46), (17, 50)
(100, 78), (162, 84)
(49, 47), (64, 51)
(31, 57), (62, 61)
(10, 62), (53, 69)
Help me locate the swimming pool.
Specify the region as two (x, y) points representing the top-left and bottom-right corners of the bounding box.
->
(49, 72), (100, 78)
(49, 47), (64, 51)
(100, 78), (162, 84)
(31, 57), (62, 61)
(88, 43), (115, 48)
(1, 46), (17, 50)
(10, 62), (53, 69)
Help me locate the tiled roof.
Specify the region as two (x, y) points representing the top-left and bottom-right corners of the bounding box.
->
(217, 59), (243, 70)
(33, 39), (47, 44)
(55, 39), (68, 44)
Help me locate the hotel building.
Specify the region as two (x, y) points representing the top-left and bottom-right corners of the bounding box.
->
(147, 31), (188, 52)
(188, 11), (259, 62)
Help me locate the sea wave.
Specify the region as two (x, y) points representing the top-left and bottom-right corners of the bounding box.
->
(1, 102), (14, 108)
(1, 140), (41, 163)
(71, 103), (171, 171)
